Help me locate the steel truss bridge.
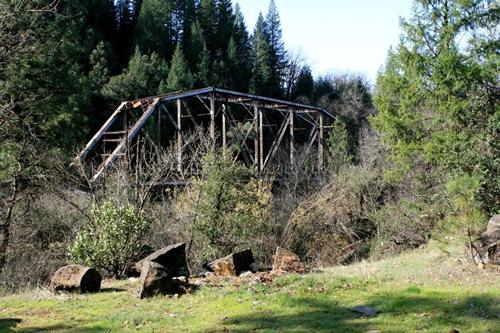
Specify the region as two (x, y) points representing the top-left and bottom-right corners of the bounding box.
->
(76, 87), (336, 183)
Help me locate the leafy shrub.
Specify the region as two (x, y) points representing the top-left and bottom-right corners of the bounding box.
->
(174, 152), (272, 265)
(69, 201), (151, 277)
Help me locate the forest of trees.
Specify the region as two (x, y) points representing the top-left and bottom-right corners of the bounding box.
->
(1, 0), (322, 155)
(0, 0), (498, 290)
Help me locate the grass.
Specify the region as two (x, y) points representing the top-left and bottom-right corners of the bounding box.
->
(1, 241), (499, 332)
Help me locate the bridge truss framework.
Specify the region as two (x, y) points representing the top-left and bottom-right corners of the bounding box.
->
(76, 87), (336, 183)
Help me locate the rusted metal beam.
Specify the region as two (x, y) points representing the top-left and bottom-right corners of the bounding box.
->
(318, 113), (324, 170)
(177, 99), (182, 173)
(76, 102), (127, 162)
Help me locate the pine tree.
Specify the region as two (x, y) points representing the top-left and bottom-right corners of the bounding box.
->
(250, 13), (273, 96)
(135, 0), (174, 60)
(182, 0), (197, 51)
(160, 43), (194, 93)
(196, 43), (213, 87)
(291, 66), (314, 102)
(186, 21), (205, 72)
(103, 47), (169, 100)
(372, 0), (499, 212)
(216, 0), (235, 55)
(88, 42), (112, 91)
(88, 0), (117, 43)
(116, 0), (142, 66)
(199, 0), (217, 56)
(231, 3), (252, 92)
(265, 0), (287, 96)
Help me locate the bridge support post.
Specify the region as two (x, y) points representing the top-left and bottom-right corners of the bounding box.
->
(222, 104), (227, 156)
(259, 106), (264, 173)
(210, 93), (216, 148)
(254, 104), (259, 172)
(157, 107), (162, 146)
(318, 113), (324, 170)
(176, 99), (182, 173)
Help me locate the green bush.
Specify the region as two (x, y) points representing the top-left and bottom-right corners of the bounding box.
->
(69, 201), (151, 277)
(176, 152), (272, 264)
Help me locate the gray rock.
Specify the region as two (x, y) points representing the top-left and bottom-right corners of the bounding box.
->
(207, 250), (255, 276)
(477, 215), (500, 264)
(138, 261), (177, 299)
(134, 243), (189, 277)
(351, 305), (378, 317)
(50, 264), (101, 293)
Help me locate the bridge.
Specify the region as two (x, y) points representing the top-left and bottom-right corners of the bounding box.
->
(76, 87), (336, 183)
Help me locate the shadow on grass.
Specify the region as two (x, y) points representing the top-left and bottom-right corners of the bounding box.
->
(222, 291), (500, 332)
(99, 287), (126, 293)
(0, 318), (109, 333)
(0, 318), (22, 333)
(223, 298), (373, 333)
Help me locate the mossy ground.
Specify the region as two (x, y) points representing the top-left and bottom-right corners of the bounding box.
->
(1, 241), (498, 332)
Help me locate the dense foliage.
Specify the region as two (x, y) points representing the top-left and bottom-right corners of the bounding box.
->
(70, 201), (152, 277)
(372, 0), (499, 215)
(175, 152), (272, 263)
(1, 0), (498, 292)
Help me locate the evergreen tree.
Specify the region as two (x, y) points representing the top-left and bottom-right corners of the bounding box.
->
(103, 47), (168, 101)
(186, 21), (205, 72)
(291, 66), (314, 102)
(216, 0), (235, 54)
(231, 3), (252, 92)
(199, 0), (217, 56)
(160, 43), (194, 93)
(182, 0), (197, 51)
(250, 13), (273, 96)
(116, 0), (142, 66)
(372, 0), (499, 212)
(196, 43), (213, 87)
(265, 0), (287, 96)
(88, 0), (117, 43)
(135, 0), (174, 60)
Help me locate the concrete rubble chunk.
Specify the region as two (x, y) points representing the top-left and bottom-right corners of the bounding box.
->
(134, 243), (190, 277)
(50, 264), (101, 293)
(207, 250), (255, 276)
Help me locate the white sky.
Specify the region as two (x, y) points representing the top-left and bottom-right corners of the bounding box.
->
(236, 0), (414, 82)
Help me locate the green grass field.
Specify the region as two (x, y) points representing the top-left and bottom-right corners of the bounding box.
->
(1, 241), (499, 332)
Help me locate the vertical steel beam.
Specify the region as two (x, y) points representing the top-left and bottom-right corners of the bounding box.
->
(210, 93), (216, 146)
(254, 103), (259, 171)
(259, 106), (264, 172)
(157, 107), (162, 146)
(176, 99), (182, 173)
(318, 113), (324, 170)
(222, 104), (227, 156)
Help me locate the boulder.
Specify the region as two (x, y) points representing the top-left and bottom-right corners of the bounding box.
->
(134, 243), (189, 277)
(138, 261), (178, 299)
(207, 250), (255, 276)
(50, 264), (101, 293)
(480, 215), (500, 264)
(125, 244), (155, 277)
(272, 247), (306, 273)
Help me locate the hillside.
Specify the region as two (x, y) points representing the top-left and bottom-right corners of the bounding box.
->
(1, 241), (498, 333)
